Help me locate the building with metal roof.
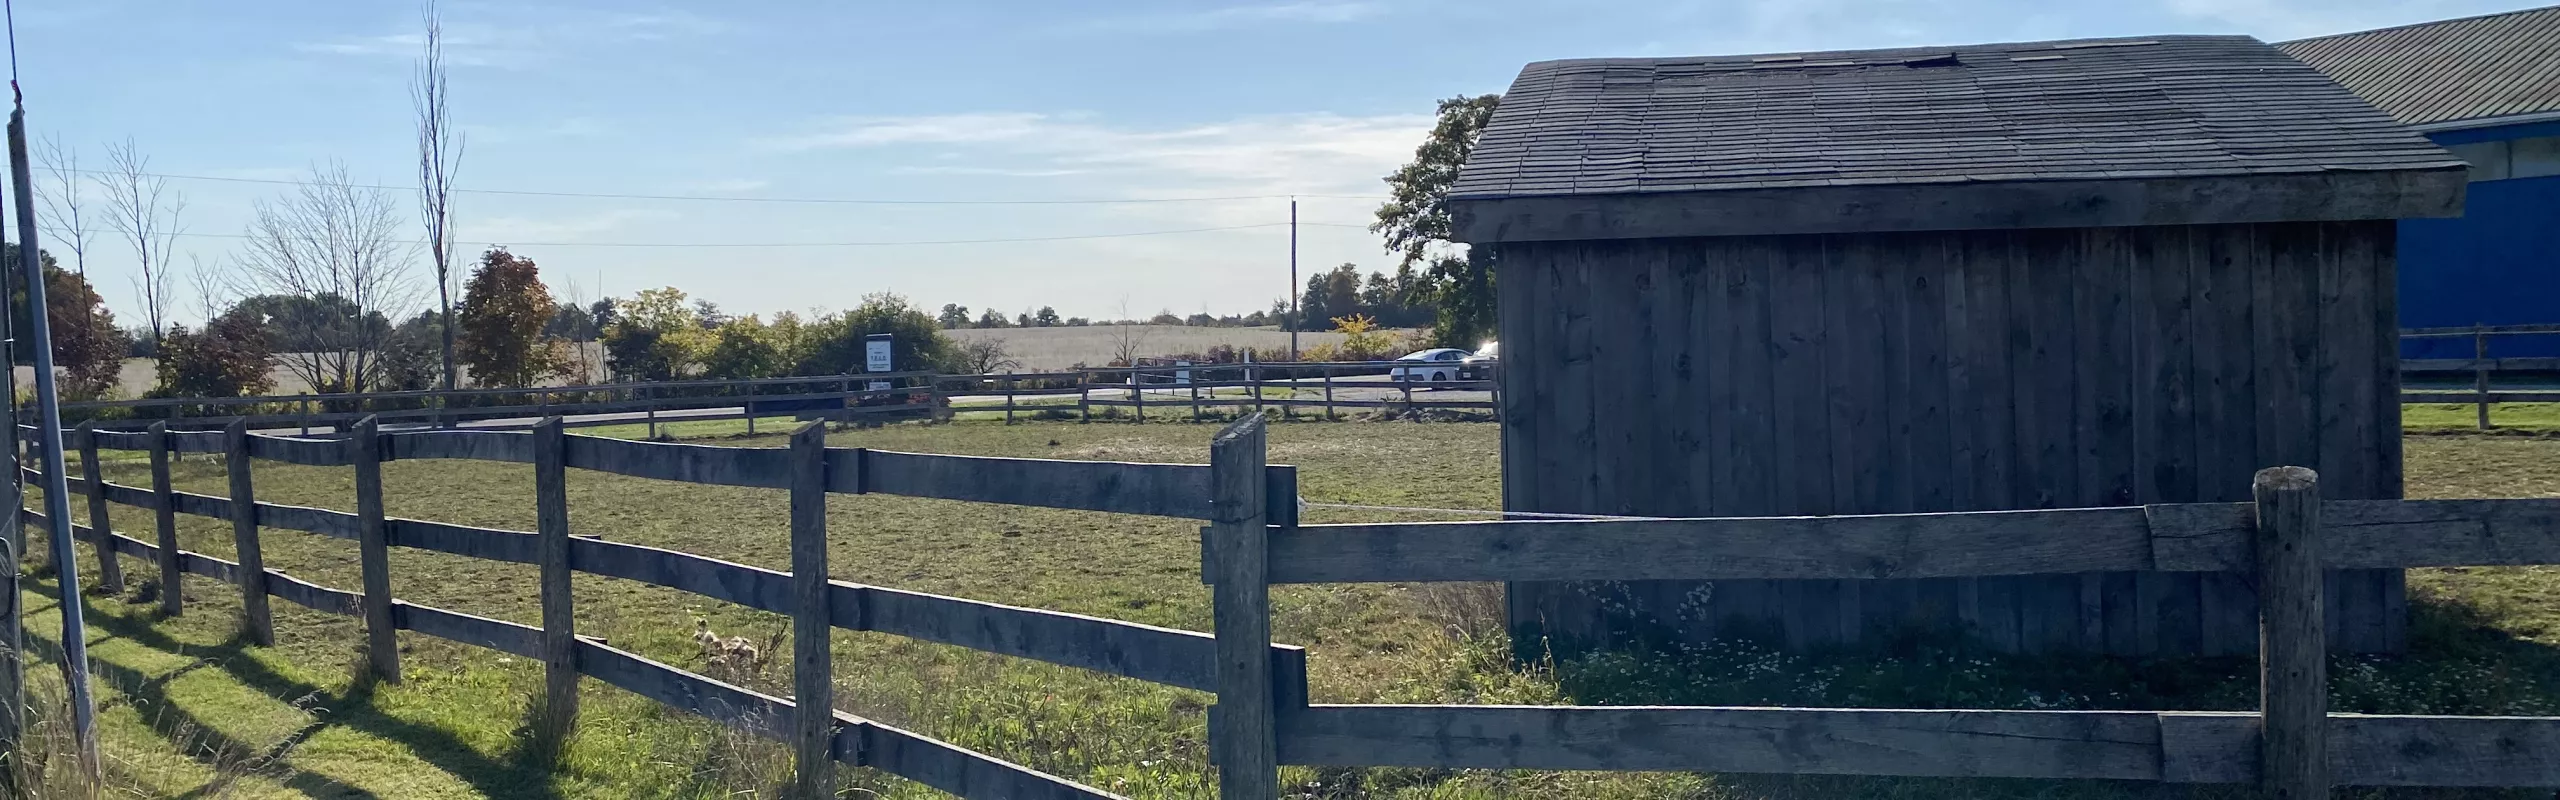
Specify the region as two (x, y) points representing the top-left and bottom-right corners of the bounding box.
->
(2280, 5), (2560, 357)
(1455, 34), (2461, 656)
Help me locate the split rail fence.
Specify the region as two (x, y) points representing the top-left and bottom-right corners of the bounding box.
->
(2400, 322), (2560, 429)
(55, 362), (1497, 436)
(25, 412), (2560, 797)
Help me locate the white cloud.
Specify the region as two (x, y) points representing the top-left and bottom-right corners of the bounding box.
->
(1068, 1), (1385, 34)
(681, 178), (773, 194)
(890, 166), (1091, 178)
(294, 7), (728, 69)
(762, 111), (1426, 200)
(2155, 0), (2488, 40)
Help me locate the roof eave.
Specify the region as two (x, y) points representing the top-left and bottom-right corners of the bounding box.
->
(1447, 168), (2468, 243)
(2412, 109), (2560, 133)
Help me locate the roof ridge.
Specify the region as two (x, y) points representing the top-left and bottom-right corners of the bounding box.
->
(1524, 33), (2249, 69)
(2277, 3), (2560, 45)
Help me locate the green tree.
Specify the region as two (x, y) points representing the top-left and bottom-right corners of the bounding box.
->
(457, 247), (564, 387)
(603, 287), (710, 381)
(149, 306), (274, 399)
(1373, 94), (1501, 348)
(974, 307), (1010, 328)
(796, 293), (955, 375)
(937, 303), (971, 328)
(5, 242), (130, 398)
(1033, 306), (1061, 327)
(702, 314), (788, 379)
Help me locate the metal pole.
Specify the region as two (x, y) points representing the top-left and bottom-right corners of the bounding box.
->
(0, 101), (21, 796)
(1288, 198), (1298, 360)
(10, 104), (99, 774)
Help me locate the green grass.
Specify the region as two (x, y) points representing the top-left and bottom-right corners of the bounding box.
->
(2404, 402), (2560, 433)
(12, 420), (2560, 797)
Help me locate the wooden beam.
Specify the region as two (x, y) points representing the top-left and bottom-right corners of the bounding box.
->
(1277, 704), (2181, 778)
(850, 449), (1216, 519)
(1447, 170), (2467, 243)
(532, 417), (578, 741)
(788, 422), (836, 796)
(77, 423), (123, 593)
(387, 519), (538, 564)
(394, 601), (543, 660)
(352, 416), (399, 683)
(1205, 414), (1277, 800)
(382, 429), (534, 463)
(574, 537), (792, 612)
(225, 419), (272, 646)
(244, 433), (353, 466)
(853, 718), (1130, 800)
(2256, 467), (2327, 798)
(1266, 507), (2154, 583)
(562, 435), (790, 489)
(147, 422), (180, 616)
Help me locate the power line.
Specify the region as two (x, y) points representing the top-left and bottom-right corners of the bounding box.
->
(33, 220), (1380, 248)
(54, 167), (1390, 206)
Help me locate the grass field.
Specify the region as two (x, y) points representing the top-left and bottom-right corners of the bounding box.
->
(12, 419), (2560, 798)
(946, 326), (1422, 371)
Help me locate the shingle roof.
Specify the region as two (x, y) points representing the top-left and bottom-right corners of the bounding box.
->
(2277, 5), (2560, 129)
(1450, 35), (2462, 201)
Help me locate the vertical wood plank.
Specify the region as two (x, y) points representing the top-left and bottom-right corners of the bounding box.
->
(2317, 221), (2388, 654)
(1952, 231), (2018, 649)
(2255, 466), (2327, 799)
(77, 422), (122, 593)
(789, 421), (836, 796)
(1498, 244), (1552, 660)
(224, 419), (271, 646)
(2370, 224), (2409, 652)
(351, 416), (399, 683)
(147, 421), (180, 616)
(2195, 223), (2263, 655)
(2011, 230), (2081, 652)
(532, 417), (579, 741)
(1769, 236), (1835, 649)
(1206, 414), (1276, 800)
(1901, 235), (1958, 635)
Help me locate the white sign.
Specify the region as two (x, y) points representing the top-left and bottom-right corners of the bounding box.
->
(1175, 361), (1192, 385)
(867, 380), (891, 392)
(864, 337), (893, 373)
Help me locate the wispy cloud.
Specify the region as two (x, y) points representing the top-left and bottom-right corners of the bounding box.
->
(890, 166), (1092, 178)
(294, 7), (729, 69)
(2155, 0), (2478, 40)
(680, 178), (773, 193)
(1067, 1), (1385, 34)
(760, 111), (1427, 201)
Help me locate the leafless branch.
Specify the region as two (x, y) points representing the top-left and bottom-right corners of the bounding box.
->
(231, 161), (423, 394)
(414, 0), (466, 394)
(93, 137), (185, 344)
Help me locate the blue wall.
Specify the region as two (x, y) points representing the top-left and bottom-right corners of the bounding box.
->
(2398, 122), (2560, 359)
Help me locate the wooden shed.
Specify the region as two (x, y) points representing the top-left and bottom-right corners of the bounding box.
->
(1451, 35), (2469, 656)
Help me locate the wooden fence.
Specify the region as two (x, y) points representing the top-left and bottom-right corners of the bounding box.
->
(28, 412), (2560, 797)
(54, 362), (1497, 435)
(19, 415), (1308, 799)
(2400, 323), (2560, 428)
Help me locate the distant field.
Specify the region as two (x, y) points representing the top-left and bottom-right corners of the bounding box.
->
(946, 325), (1410, 371)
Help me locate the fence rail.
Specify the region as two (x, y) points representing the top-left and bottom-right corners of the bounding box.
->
(27, 412), (2560, 797)
(2399, 324), (2560, 428)
(52, 360), (1499, 436)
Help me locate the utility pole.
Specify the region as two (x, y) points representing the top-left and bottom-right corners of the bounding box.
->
(1288, 197), (1298, 360)
(10, 94), (99, 777)
(0, 95), (21, 797)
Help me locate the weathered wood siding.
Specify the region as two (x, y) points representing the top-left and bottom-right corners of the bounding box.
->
(1496, 221), (2405, 656)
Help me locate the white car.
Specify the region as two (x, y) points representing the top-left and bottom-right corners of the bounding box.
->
(1388, 348), (1471, 383)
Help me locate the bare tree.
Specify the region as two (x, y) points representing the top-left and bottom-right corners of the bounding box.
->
(414, 0), (466, 398)
(91, 138), (184, 345)
(955, 337), (1019, 375)
(222, 162), (422, 394)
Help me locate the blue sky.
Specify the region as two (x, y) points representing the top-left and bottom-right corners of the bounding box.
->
(12, 0), (2541, 325)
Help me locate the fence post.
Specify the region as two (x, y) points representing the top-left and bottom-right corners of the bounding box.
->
(2254, 466), (2326, 799)
(225, 418), (273, 646)
(646, 385), (660, 440)
(1190, 370), (1202, 422)
(532, 416), (579, 742)
(1005, 372), (1018, 425)
(147, 421), (180, 616)
(350, 416), (400, 683)
(1323, 366), (1334, 421)
(299, 398), (312, 436)
(76, 422), (123, 594)
(788, 421), (836, 796)
(2474, 324), (2491, 430)
(1206, 413), (1277, 800)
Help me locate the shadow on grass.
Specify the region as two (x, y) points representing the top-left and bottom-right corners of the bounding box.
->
(28, 583), (569, 800)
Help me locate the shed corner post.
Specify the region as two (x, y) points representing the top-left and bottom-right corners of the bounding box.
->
(530, 416), (579, 748)
(75, 421), (121, 593)
(2253, 465), (2327, 799)
(1206, 412), (1279, 800)
(224, 418), (271, 646)
(350, 415), (399, 683)
(146, 421), (180, 616)
(787, 421), (837, 796)
(2473, 324), (2491, 430)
